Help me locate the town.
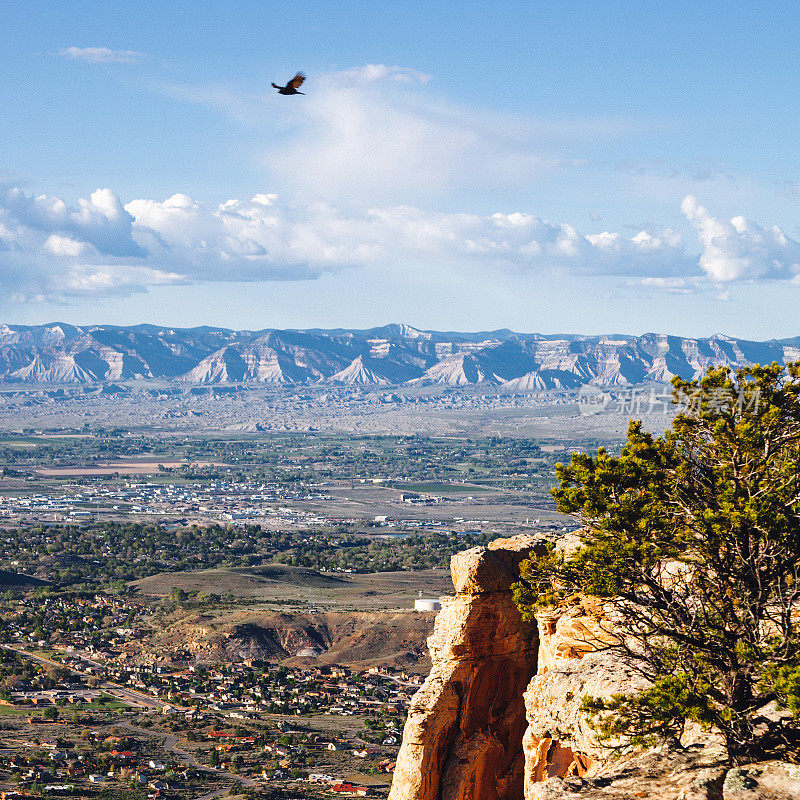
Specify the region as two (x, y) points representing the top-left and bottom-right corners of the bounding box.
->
(0, 590), (417, 797)
(0, 430), (591, 798)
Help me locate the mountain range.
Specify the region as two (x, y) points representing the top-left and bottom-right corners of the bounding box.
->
(0, 322), (798, 389)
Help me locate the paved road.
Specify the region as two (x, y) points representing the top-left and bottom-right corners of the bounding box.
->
(6, 645), (258, 798)
(1, 644), (167, 710)
(384, 674), (422, 689)
(120, 722), (257, 796)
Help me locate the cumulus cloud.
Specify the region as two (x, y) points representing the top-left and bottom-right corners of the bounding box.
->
(125, 194), (693, 281)
(0, 186), (156, 300)
(59, 46), (145, 64)
(681, 194), (800, 282)
(43, 235), (91, 257)
(2, 187), (144, 257)
(360, 207), (688, 276)
(1, 182), (797, 302)
(0, 183), (694, 300)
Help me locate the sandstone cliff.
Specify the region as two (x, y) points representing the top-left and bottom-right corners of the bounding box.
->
(390, 535), (800, 800)
(389, 535), (546, 800)
(522, 600), (635, 788)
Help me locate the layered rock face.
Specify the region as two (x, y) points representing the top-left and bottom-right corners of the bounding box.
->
(391, 536), (799, 800)
(519, 601), (730, 800)
(522, 598), (650, 789)
(388, 535), (546, 800)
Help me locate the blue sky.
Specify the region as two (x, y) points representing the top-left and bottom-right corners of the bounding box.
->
(2, 0), (800, 338)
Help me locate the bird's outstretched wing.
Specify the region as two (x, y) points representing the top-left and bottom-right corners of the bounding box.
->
(287, 72), (306, 90)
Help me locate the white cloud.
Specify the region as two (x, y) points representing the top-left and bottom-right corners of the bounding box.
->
(681, 194), (800, 282)
(63, 265), (184, 294)
(360, 206), (688, 277)
(155, 64), (589, 206)
(2, 187), (144, 257)
(2, 182), (798, 303)
(0, 183), (694, 300)
(333, 64), (432, 84)
(43, 235), (91, 257)
(629, 277), (693, 295)
(157, 63), (652, 210)
(125, 194), (691, 281)
(265, 67), (563, 205)
(59, 46), (145, 64)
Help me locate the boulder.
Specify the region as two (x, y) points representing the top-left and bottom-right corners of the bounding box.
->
(450, 535), (547, 595)
(525, 745), (727, 799)
(722, 761), (800, 800)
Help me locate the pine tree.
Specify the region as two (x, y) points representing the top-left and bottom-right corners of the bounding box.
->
(514, 363), (800, 762)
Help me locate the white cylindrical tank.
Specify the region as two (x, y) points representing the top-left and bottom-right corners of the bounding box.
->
(414, 598), (442, 612)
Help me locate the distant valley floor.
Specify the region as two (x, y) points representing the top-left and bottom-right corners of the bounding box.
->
(0, 384), (677, 439)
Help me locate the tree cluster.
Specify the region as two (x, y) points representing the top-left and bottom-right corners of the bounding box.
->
(514, 364), (800, 762)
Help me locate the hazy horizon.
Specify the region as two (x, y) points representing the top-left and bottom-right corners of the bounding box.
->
(1, 318), (799, 344)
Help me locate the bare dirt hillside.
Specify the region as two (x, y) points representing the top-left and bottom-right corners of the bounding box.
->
(129, 565), (451, 669)
(140, 609), (437, 669)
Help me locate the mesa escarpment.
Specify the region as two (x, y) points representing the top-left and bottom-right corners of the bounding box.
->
(1, 322), (799, 387)
(390, 535), (800, 800)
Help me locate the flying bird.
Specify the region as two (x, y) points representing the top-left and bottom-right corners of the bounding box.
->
(272, 72), (306, 95)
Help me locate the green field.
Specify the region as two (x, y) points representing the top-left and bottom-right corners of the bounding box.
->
(399, 482), (497, 494)
(0, 694), (132, 715)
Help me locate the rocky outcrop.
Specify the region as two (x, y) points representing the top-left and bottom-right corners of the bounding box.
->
(388, 535), (546, 800)
(521, 578), (800, 800)
(390, 536), (799, 800)
(525, 743), (727, 800)
(522, 599), (649, 790)
(524, 751), (800, 800)
(722, 761), (800, 800)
